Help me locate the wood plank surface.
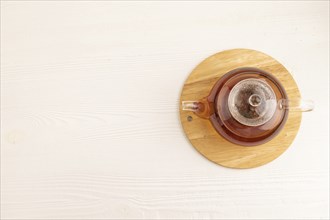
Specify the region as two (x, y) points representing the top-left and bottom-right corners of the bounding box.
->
(1, 1), (329, 219)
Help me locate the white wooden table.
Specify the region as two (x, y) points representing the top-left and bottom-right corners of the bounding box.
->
(1, 1), (329, 219)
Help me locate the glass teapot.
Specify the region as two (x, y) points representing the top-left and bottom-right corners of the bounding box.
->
(182, 67), (313, 146)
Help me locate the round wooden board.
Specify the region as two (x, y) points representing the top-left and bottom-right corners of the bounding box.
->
(179, 49), (302, 169)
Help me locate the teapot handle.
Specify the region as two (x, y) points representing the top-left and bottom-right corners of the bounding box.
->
(278, 99), (314, 112)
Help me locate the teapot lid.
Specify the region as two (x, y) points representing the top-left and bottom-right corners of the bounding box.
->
(228, 78), (277, 126)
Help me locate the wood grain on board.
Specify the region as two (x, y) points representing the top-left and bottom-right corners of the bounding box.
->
(180, 49), (302, 168)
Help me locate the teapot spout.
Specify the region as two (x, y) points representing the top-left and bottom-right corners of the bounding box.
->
(181, 98), (212, 119)
(182, 101), (199, 112)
